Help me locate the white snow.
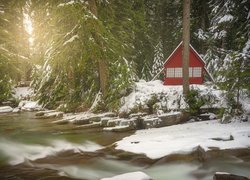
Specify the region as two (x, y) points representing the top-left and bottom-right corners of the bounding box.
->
(115, 120), (250, 159)
(119, 80), (225, 113)
(0, 106), (13, 113)
(243, 39), (250, 54)
(101, 171), (152, 180)
(103, 125), (130, 131)
(18, 101), (42, 111)
(14, 87), (32, 100)
(218, 14), (234, 24)
(240, 94), (250, 114)
(58, 1), (75, 7)
(64, 25), (79, 38)
(63, 35), (79, 46)
(196, 29), (209, 40)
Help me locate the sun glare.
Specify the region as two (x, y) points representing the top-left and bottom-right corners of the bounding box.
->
(23, 13), (34, 46)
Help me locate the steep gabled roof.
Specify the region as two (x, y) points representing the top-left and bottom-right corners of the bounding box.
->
(163, 41), (206, 66)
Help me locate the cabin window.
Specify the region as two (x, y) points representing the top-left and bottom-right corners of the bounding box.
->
(166, 68), (175, 77)
(193, 67), (202, 77)
(166, 67), (202, 78)
(189, 68), (193, 77)
(174, 68), (182, 77)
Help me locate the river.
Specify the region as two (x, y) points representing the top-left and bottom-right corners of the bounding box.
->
(0, 112), (249, 180)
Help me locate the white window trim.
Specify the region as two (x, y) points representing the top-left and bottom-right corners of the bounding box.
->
(166, 67), (202, 78)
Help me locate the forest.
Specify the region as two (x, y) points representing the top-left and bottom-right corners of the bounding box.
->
(0, 1), (250, 179)
(0, 0), (249, 112)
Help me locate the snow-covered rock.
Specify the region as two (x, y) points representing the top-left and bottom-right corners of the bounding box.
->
(70, 116), (90, 125)
(107, 119), (122, 127)
(100, 117), (112, 127)
(143, 117), (160, 129)
(35, 110), (56, 116)
(12, 108), (21, 113)
(101, 171), (152, 180)
(103, 125), (134, 132)
(115, 120), (250, 159)
(0, 106), (13, 113)
(119, 118), (138, 128)
(36, 111), (64, 119)
(158, 112), (183, 127)
(213, 172), (249, 180)
(75, 122), (101, 129)
(19, 101), (43, 111)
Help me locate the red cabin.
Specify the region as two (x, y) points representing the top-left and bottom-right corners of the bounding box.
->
(163, 42), (210, 85)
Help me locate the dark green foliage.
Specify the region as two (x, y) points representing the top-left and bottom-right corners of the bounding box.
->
(185, 89), (205, 115)
(0, 0), (31, 102)
(146, 94), (159, 114)
(30, 0), (134, 111)
(0, 76), (12, 103)
(1, 0), (249, 113)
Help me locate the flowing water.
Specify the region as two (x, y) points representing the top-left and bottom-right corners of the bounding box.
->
(0, 112), (249, 180)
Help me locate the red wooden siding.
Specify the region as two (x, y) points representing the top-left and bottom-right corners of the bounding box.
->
(163, 42), (205, 85)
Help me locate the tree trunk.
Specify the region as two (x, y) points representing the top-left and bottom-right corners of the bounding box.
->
(200, 0), (207, 54)
(88, 0), (108, 95)
(182, 0), (191, 95)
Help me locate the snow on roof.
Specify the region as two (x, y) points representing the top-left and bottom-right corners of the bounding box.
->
(115, 120), (250, 159)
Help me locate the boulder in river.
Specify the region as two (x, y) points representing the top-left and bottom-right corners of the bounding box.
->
(143, 117), (161, 129)
(103, 125), (134, 132)
(12, 107), (21, 113)
(36, 111), (64, 119)
(70, 116), (90, 125)
(213, 172), (249, 180)
(157, 112), (183, 127)
(107, 119), (122, 127)
(0, 106), (13, 113)
(35, 110), (56, 116)
(101, 171), (152, 180)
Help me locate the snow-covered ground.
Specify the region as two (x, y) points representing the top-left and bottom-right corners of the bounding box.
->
(101, 171), (152, 180)
(0, 87), (42, 113)
(119, 80), (226, 114)
(115, 120), (250, 159)
(13, 87), (33, 100)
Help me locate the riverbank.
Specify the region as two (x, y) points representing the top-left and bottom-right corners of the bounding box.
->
(0, 112), (250, 180)
(115, 119), (250, 159)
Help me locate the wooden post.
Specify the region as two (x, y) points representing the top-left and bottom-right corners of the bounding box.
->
(182, 0), (191, 95)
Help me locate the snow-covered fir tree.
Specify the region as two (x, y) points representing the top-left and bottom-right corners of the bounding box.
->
(151, 40), (164, 77)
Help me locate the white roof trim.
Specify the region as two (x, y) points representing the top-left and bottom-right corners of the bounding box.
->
(163, 41), (183, 65)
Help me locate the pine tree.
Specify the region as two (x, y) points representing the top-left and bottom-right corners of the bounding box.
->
(30, 0), (134, 111)
(0, 0), (30, 102)
(151, 40), (164, 77)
